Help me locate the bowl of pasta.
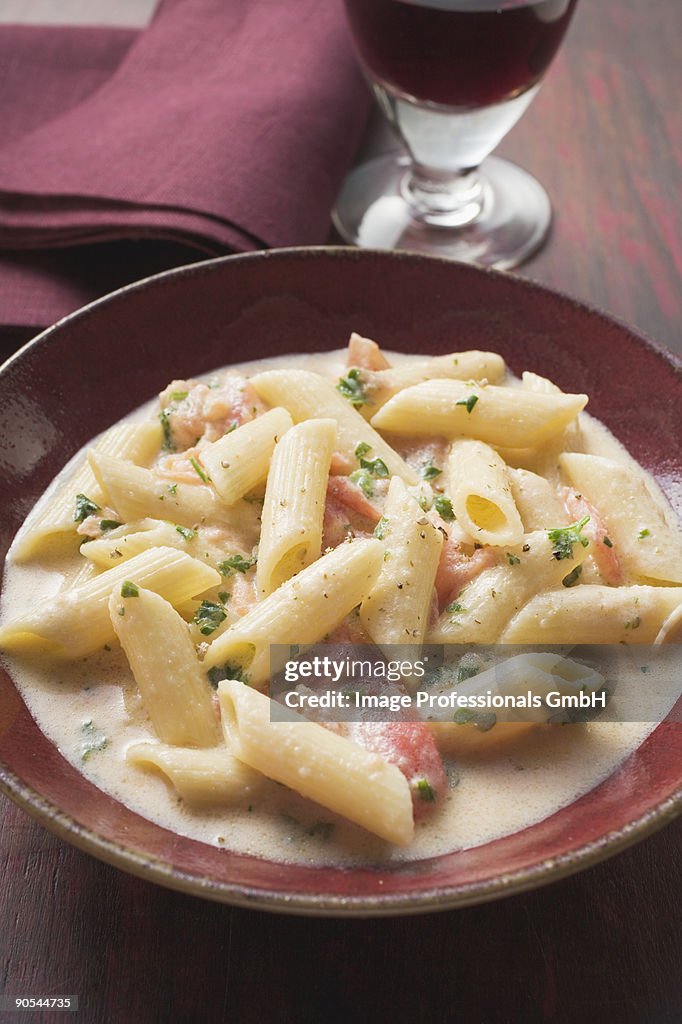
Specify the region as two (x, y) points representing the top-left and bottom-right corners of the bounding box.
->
(0, 246), (680, 916)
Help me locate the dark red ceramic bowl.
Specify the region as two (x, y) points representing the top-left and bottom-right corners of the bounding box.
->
(0, 247), (680, 916)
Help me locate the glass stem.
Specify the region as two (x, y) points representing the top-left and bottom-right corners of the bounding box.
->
(400, 163), (485, 228)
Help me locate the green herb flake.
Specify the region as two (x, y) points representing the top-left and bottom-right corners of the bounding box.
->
(547, 515), (590, 560)
(453, 708), (477, 725)
(218, 553), (256, 576)
(99, 519), (122, 533)
(349, 468), (374, 499)
(354, 441), (371, 459)
(169, 390), (189, 402)
(374, 516), (390, 540)
(74, 493), (101, 523)
(167, 483), (178, 496)
(446, 600), (465, 617)
(456, 394), (479, 414)
(506, 552), (521, 566)
(218, 591), (230, 604)
(421, 462), (442, 482)
(193, 600), (227, 636)
(638, 528), (651, 540)
(359, 455), (389, 478)
(337, 368), (368, 407)
(457, 664), (480, 683)
(603, 535), (613, 548)
(189, 456), (210, 484)
(207, 663), (250, 689)
(434, 496), (455, 521)
(562, 564), (583, 588)
(475, 711), (497, 733)
(159, 408), (175, 452)
(175, 525), (197, 542)
(414, 778), (436, 802)
(120, 580), (139, 598)
(624, 615), (641, 630)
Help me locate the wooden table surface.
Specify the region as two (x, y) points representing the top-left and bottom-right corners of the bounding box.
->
(1, 1), (681, 1022)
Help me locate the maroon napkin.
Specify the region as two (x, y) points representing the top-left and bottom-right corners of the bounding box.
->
(0, 0), (370, 336)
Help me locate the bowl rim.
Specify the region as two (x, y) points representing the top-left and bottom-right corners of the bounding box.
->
(1, 244), (680, 917)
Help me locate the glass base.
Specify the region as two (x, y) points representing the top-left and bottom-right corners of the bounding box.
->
(332, 153), (552, 270)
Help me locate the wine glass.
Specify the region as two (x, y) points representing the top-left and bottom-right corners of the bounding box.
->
(333, 0), (579, 269)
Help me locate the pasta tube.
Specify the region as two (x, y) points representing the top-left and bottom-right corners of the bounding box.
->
(199, 407), (293, 506)
(218, 680), (414, 845)
(371, 379), (587, 446)
(250, 369), (418, 483)
(432, 528), (591, 643)
(127, 742), (264, 804)
(89, 451), (225, 528)
(501, 585), (682, 644)
(203, 538), (384, 686)
(447, 440), (523, 546)
(0, 547), (220, 657)
(357, 350), (506, 414)
(559, 453), (682, 584)
(256, 418), (336, 596)
(13, 420), (162, 561)
(360, 477), (443, 647)
(111, 587), (219, 747)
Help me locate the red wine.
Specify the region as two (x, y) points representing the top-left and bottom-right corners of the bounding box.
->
(343, 0), (578, 108)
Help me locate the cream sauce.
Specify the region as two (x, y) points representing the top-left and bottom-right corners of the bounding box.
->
(0, 350), (677, 866)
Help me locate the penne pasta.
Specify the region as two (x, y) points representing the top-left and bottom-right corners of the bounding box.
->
(203, 538), (384, 686)
(110, 587), (220, 747)
(446, 440), (524, 546)
(256, 418), (336, 596)
(360, 477), (443, 647)
(0, 547), (219, 657)
(249, 369), (419, 483)
(199, 407), (293, 506)
(127, 742), (264, 804)
(218, 680), (414, 845)
(371, 379), (587, 446)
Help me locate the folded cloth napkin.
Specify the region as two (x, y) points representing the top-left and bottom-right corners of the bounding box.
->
(0, 0), (370, 337)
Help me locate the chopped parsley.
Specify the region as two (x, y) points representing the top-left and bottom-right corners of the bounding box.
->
(120, 580), (139, 598)
(189, 456), (210, 484)
(374, 516), (390, 540)
(175, 525), (197, 541)
(349, 468), (375, 498)
(506, 552), (521, 566)
(547, 515), (590, 560)
(457, 663), (480, 683)
(169, 389), (189, 402)
(354, 442), (371, 459)
(167, 483), (178, 496)
(453, 708), (476, 725)
(603, 535), (613, 547)
(218, 591), (230, 604)
(99, 519), (122, 532)
(421, 462), (442, 482)
(337, 368), (367, 407)
(638, 528), (651, 540)
(434, 496), (456, 521)
(446, 600), (465, 617)
(218, 553), (256, 576)
(453, 708), (496, 731)
(413, 779), (436, 802)
(456, 394), (479, 414)
(80, 720), (109, 762)
(159, 408), (175, 451)
(207, 663), (250, 689)
(562, 564), (583, 588)
(624, 615), (641, 630)
(74, 493), (101, 523)
(193, 600), (227, 636)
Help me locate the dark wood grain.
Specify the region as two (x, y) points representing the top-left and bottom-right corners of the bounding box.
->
(1, 1), (681, 1022)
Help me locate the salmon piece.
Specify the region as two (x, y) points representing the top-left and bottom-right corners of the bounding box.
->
(435, 540), (499, 609)
(562, 488), (624, 585)
(323, 476), (383, 548)
(76, 506), (121, 539)
(347, 332), (391, 371)
(156, 445), (206, 484)
(346, 721), (448, 820)
(159, 375), (267, 450)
